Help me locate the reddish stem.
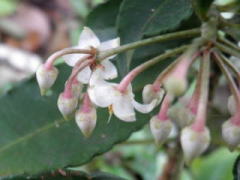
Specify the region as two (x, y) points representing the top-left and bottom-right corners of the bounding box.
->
(63, 59), (94, 98)
(157, 94), (171, 121)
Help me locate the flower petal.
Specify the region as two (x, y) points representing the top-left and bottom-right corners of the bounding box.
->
(101, 59), (118, 79)
(77, 66), (92, 84)
(132, 99), (158, 113)
(78, 27), (100, 48)
(99, 37), (120, 59)
(88, 69), (115, 107)
(112, 93), (136, 122)
(62, 47), (87, 66)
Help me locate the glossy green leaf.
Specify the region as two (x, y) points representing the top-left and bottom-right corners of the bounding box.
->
(86, 0), (122, 41)
(116, 0), (194, 75)
(0, 64), (154, 176)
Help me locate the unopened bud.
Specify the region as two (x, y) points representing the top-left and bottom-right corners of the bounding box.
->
(57, 93), (78, 119)
(150, 116), (173, 145)
(142, 84), (164, 104)
(228, 95), (236, 115)
(222, 120), (240, 150)
(181, 126), (210, 163)
(75, 106), (97, 137)
(164, 76), (187, 96)
(168, 105), (194, 128)
(36, 65), (58, 95)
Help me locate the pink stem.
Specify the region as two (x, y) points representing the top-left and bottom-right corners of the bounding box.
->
(191, 51), (210, 132)
(43, 48), (93, 70)
(187, 70), (202, 114)
(153, 52), (200, 91)
(63, 59), (94, 98)
(157, 94), (171, 121)
(117, 66), (143, 93)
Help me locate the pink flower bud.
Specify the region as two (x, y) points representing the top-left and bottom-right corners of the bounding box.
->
(150, 115), (173, 145)
(75, 106), (97, 138)
(164, 76), (187, 96)
(222, 119), (240, 150)
(181, 126), (210, 163)
(36, 64), (58, 95)
(228, 95), (236, 115)
(142, 84), (164, 104)
(57, 93), (78, 119)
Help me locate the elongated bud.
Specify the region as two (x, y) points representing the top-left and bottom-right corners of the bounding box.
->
(57, 93), (78, 120)
(75, 94), (97, 137)
(222, 119), (240, 150)
(150, 115), (173, 145)
(142, 84), (164, 104)
(75, 106), (97, 138)
(168, 105), (194, 128)
(164, 76), (187, 96)
(181, 126), (210, 164)
(36, 65), (58, 95)
(228, 95), (236, 115)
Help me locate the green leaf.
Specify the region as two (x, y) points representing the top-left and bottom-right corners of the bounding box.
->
(192, 0), (214, 21)
(116, 0), (194, 75)
(86, 0), (123, 41)
(2, 170), (125, 180)
(233, 154), (240, 180)
(0, 65), (153, 176)
(192, 148), (238, 180)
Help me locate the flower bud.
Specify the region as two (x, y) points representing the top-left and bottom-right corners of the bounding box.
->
(36, 65), (58, 95)
(150, 115), (173, 145)
(168, 105), (194, 128)
(181, 126), (210, 163)
(57, 93), (78, 119)
(75, 106), (97, 137)
(142, 84), (164, 104)
(164, 76), (187, 96)
(222, 120), (240, 150)
(228, 95), (236, 115)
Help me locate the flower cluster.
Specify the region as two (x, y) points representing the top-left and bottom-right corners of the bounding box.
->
(36, 27), (161, 137)
(36, 26), (240, 163)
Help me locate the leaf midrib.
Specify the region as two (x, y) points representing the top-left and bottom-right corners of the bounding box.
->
(0, 118), (68, 154)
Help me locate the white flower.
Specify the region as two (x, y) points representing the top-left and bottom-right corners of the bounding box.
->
(63, 27), (120, 84)
(88, 69), (158, 122)
(150, 115), (173, 145)
(142, 84), (164, 104)
(36, 65), (58, 95)
(181, 126), (210, 163)
(222, 120), (240, 150)
(75, 105), (97, 138)
(57, 93), (78, 119)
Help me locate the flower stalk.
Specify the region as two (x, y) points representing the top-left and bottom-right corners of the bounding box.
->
(191, 51), (210, 132)
(116, 45), (189, 93)
(98, 28), (200, 61)
(44, 48), (95, 70)
(213, 52), (240, 108)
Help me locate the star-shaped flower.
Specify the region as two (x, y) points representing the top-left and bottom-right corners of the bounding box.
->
(63, 27), (120, 83)
(88, 68), (158, 122)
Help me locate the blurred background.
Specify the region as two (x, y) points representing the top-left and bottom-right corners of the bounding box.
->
(0, 0), (238, 179)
